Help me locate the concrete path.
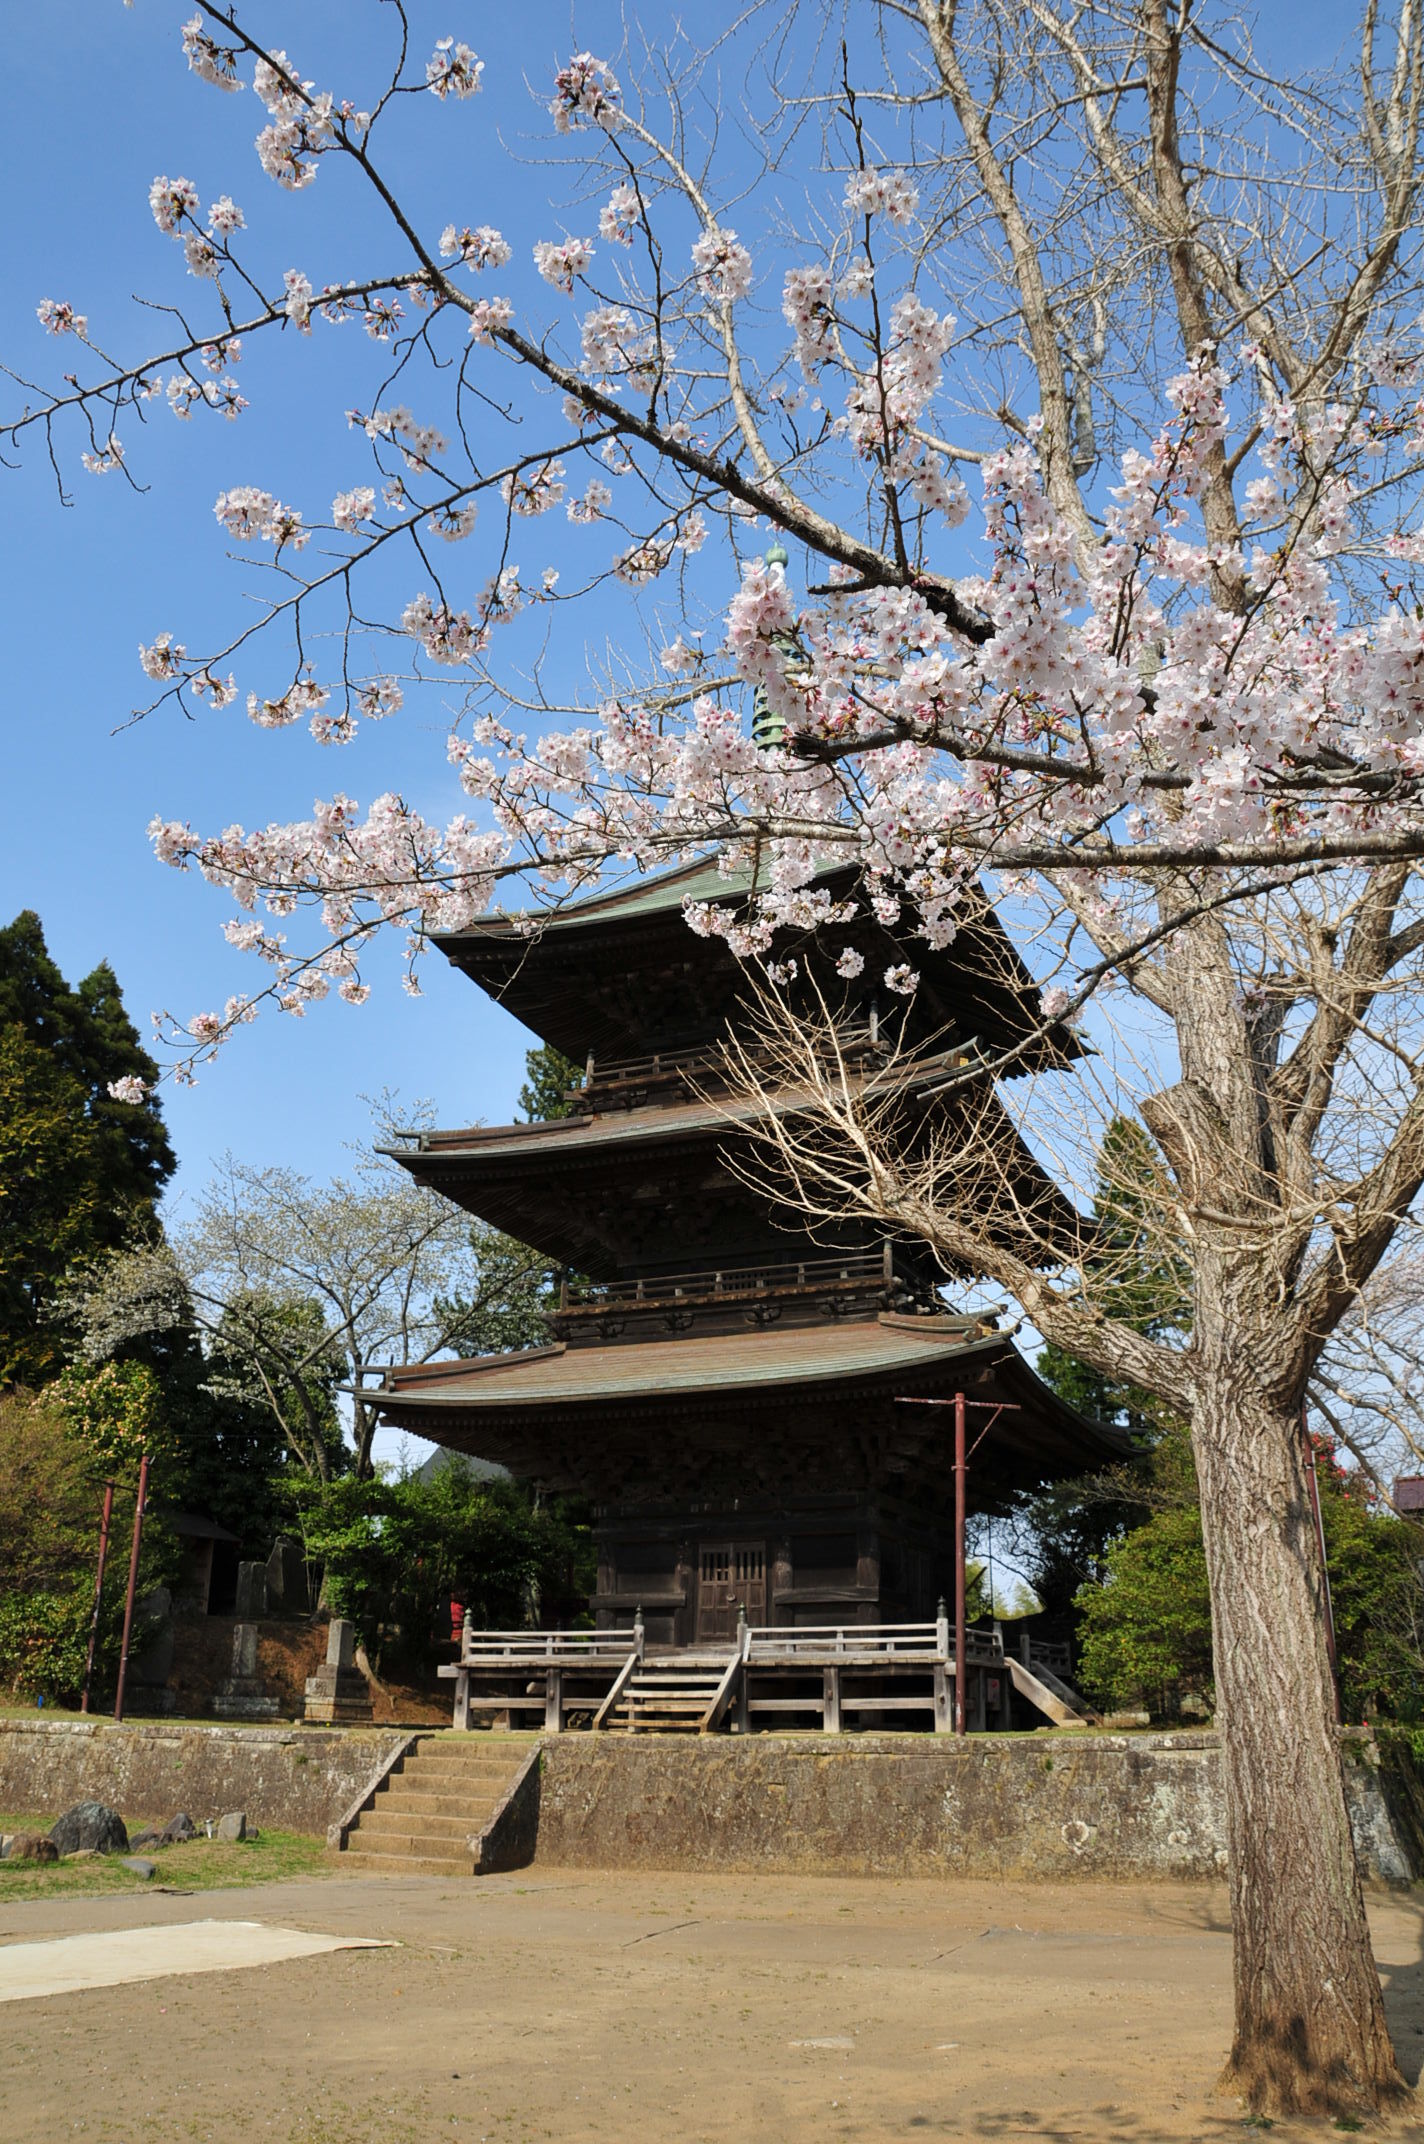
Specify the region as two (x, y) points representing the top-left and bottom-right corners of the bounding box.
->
(0, 1917), (391, 2002)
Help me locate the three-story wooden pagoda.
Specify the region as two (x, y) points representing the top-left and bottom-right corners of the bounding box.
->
(371, 857), (1124, 1651)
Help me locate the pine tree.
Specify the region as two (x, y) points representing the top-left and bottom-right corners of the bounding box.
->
(0, 913), (173, 1383)
(516, 1043), (581, 1122)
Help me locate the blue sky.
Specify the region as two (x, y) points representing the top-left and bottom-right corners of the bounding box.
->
(0, 0), (1360, 1216)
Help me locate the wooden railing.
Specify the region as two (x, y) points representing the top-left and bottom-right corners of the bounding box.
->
(558, 1249), (895, 1318)
(457, 1624), (643, 1666)
(569, 1028), (888, 1111)
(438, 1617), (644, 1732)
(744, 1618), (1005, 1668)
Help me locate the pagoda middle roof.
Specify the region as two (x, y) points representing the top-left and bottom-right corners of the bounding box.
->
(388, 1057), (1084, 1277)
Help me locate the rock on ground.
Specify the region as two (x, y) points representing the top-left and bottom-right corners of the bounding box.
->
(49, 1802), (129, 1857)
(3, 1833), (59, 1863)
(216, 1811), (246, 1842)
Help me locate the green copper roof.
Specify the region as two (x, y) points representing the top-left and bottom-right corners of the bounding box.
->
(440, 853), (776, 939)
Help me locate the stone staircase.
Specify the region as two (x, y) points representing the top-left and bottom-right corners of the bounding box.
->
(339, 1736), (535, 1875)
(605, 1660), (730, 1731)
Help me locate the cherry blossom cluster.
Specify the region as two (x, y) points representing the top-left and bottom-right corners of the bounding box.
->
(844, 170), (919, 225)
(426, 40), (483, 99)
(599, 183), (640, 245)
(440, 224), (510, 271)
(252, 49), (336, 191)
(691, 227), (753, 303)
(24, 27), (1424, 1085)
(214, 486), (307, 548)
(549, 52), (622, 133)
(534, 237), (595, 293)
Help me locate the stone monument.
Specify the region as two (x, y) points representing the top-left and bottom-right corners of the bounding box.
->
(304, 1618), (374, 1725)
(212, 1565), (281, 1719)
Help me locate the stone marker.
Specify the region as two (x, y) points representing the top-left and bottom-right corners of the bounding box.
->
(49, 1801), (128, 1856)
(303, 1616), (373, 1725)
(120, 1858), (157, 1880)
(233, 1560), (268, 1621)
(5, 1833), (59, 1863)
(212, 1616), (280, 1720)
(264, 1536), (309, 1614)
(216, 1811), (247, 1842)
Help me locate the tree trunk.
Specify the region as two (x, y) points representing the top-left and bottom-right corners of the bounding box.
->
(1193, 1369), (1408, 2115)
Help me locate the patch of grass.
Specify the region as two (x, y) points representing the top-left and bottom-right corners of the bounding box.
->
(0, 1813), (330, 1900)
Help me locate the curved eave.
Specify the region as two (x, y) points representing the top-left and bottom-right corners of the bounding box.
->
(367, 1318), (1129, 1503)
(433, 858), (1083, 1073)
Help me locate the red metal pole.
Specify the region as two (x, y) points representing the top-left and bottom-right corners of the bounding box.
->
(954, 1391), (967, 1735)
(113, 1454), (150, 1724)
(80, 1481), (116, 1715)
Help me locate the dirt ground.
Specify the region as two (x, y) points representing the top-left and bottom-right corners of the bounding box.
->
(4, 1867), (1424, 2144)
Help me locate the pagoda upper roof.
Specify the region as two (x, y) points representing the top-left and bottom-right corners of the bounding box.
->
(434, 855), (1078, 1070)
(371, 1312), (1127, 1506)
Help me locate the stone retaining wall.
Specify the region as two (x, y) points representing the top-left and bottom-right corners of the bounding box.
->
(0, 1719), (405, 1835)
(5, 1721), (1418, 1881)
(533, 1730), (1421, 1884)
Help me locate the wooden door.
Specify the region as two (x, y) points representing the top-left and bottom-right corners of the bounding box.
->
(696, 1542), (766, 1642)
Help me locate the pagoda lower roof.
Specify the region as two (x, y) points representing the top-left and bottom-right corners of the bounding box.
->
(370, 1313), (1127, 1506)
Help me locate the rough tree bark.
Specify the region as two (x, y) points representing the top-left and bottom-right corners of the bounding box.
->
(1194, 1361), (1406, 2112)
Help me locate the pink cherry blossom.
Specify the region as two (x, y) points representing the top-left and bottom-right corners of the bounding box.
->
(36, 299), (86, 337)
(107, 1075), (150, 1104)
(691, 227), (753, 302)
(502, 459), (566, 515)
(149, 175), (199, 235)
(181, 15), (243, 92)
(427, 40), (484, 99)
(332, 486), (375, 533)
(844, 169), (919, 224)
(599, 183), (640, 245)
(549, 52), (621, 133)
(440, 224), (511, 270)
(533, 237), (595, 293)
(139, 634), (185, 681)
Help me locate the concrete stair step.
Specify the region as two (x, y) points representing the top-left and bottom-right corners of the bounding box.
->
(351, 1828), (475, 1860)
(340, 1848), (473, 1877)
(393, 1761), (516, 1784)
(377, 1789), (499, 1819)
(361, 1808), (494, 1841)
(398, 1766), (517, 1792)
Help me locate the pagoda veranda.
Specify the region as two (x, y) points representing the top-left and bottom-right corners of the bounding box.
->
(372, 857), (1124, 1732)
